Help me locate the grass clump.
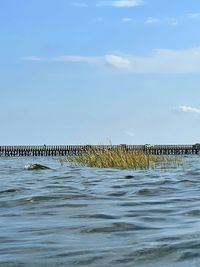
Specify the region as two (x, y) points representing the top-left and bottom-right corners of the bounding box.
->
(63, 148), (180, 169)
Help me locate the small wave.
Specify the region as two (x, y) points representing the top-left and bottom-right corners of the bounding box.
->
(113, 244), (176, 265)
(80, 222), (154, 234)
(72, 213), (117, 220)
(125, 175), (135, 179)
(24, 164), (51, 171)
(136, 187), (177, 196)
(0, 188), (18, 194)
(177, 251), (200, 261)
(185, 209), (200, 216)
(107, 191), (127, 197)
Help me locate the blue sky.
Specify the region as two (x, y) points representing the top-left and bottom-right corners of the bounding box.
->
(1, 0), (200, 145)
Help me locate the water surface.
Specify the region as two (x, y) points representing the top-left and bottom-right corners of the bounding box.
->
(1, 157), (200, 266)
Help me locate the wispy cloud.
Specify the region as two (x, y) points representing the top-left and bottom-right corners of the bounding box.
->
(52, 55), (99, 63)
(71, 1), (88, 7)
(124, 130), (135, 137)
(20, 55), (100, 64)
(96, 17), (104, 22)
(97, 0), (144, 8)
(167, 18), (178, 26)
(20, 46), (200, 73)
(187, 13), (200, 19)
(20, 54), (130, 69)
(105, 55), (131, 68)
(145, 17), (178, 26)
(145, 17), (160, 24)
(124, 46), (200, 73)
(178, 106), (200, 114)
(122, 17), (133, 22)
(20, 56), (45, 61)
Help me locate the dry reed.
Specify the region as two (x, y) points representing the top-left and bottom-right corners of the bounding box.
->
(62, 148), (181, 169)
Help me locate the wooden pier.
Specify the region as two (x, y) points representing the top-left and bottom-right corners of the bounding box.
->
(0, 144), (200, 157)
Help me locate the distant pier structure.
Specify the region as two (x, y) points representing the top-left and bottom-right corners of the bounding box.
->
(0, 144), (200, 157)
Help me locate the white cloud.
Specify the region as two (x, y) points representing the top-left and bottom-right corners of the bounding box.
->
(121, 46), (200, 73)
(178, 106), (200, 114)
(146, 17), (160, 24)
(71, 2), (88, 7)
(122, 17), (133, 22)
(52, 55), (100, 63)
(97, 0), (144, 8)
(187, 13), (200, 19)
(145, 17), (178, 26)
(20, 54), (131, 69)
(167, 18), (178, 26)
(20, 55), (98, 63)
(104, 55), (131, 68)
(20, 46), (200, 73)
(19, 56), (45, 61)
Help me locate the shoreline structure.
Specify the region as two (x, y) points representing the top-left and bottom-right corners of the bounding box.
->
(0, 144), (200, 157)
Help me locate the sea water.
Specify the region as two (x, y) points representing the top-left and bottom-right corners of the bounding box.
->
(1, 157), (200, 267)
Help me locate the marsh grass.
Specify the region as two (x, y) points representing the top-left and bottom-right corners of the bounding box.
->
(62, 149), (181, 169)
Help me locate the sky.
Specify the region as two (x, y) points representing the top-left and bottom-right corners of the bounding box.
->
(1, 0), (200, 145)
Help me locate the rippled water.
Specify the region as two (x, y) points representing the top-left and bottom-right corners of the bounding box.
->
(1, 157), (200, 267)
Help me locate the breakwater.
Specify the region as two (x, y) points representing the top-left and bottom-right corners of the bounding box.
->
(0, 144), (200, 157)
